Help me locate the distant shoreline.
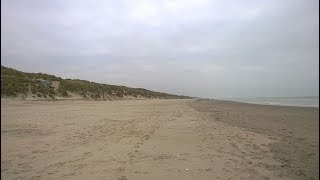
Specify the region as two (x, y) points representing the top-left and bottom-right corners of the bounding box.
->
(199, 97), (319, 108)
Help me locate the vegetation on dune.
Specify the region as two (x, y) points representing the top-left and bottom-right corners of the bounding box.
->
(57, 79), (187, 99)
(1, 66), (62, 81)
(1, 66), (57, 98)
(1, 66), (191, 100)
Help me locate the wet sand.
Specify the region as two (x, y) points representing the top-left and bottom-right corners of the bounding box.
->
(1, 99), (318, 180)
(190, 99), (319, 180)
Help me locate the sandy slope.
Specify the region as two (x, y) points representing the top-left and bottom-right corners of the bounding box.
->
(1, 99), (316, 179)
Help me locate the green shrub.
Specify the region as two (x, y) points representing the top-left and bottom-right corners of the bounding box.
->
(80, 92), (87, 98)
(95, 94), (101, 99)
(61, 90), (68, 97)
(49, 94), (55, 99)
(31, 86), (37, 94)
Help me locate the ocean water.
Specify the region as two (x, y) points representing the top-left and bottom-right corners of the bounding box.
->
(225, 96), (319, 107)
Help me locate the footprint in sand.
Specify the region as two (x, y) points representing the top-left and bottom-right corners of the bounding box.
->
(115, 167), (125, 172)
(118, 176), (127, 180)
(144, 135), (150, 140)
(222, 167), (231, 172)
(128, 153), (135, 158)
(205, 168), (212, 171)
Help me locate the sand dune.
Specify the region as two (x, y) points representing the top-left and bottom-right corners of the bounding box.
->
(1, 99), (318, 179)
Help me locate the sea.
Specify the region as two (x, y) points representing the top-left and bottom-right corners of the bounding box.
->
(223, 96), (319, 108)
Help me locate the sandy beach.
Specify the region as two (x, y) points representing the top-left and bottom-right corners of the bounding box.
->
(1, 99), (318, 180)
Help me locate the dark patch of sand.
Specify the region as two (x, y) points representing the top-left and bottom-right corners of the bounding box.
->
(189, 99), (319, 180)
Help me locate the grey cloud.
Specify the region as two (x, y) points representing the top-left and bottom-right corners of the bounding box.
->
(1, 0), (318, 98)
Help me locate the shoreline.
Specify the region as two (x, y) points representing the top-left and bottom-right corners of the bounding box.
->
(209, 98), (319, 108)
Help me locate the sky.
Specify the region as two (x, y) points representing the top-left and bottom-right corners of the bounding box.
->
(1, 0), (319, 98)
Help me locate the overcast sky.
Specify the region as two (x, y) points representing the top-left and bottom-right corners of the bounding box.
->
(1, 0), (319, 98)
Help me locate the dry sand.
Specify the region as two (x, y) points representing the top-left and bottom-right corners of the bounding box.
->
(1, 98), (318, 180)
